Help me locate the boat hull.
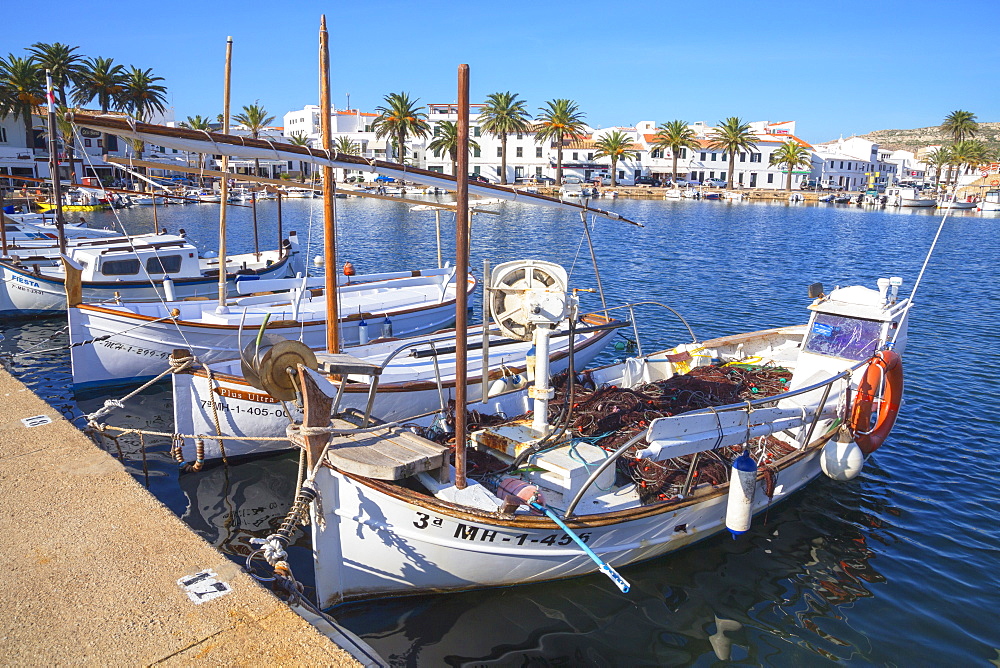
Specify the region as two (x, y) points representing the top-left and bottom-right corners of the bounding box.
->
(310, 444), (826, 607)
(69, 270), (470, 387)
(900, 198), (936, 207)
(0, 252), (292, 317)
(172, 322), (615, 460)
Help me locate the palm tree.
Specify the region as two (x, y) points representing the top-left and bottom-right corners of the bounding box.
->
(948, 139), (986, 185)
(651, 120), (700, 186)
(233, 102), (275, 176)
(428, 121), (480, 175)
(333, 135), (359, 155)
(942, 110), (978, 143)
(179, 115), (213, 185)
(479, 91), (531, 185)
(72, 57), (126, 157)
(593, 130), (638, 187)
(372, 92), (430, 165)
(768, 140), (813, 191)
(288, 131), (312, 182)
(118, 66), (168, 164)
(923, 147), (951, 186)
(28, 43), (83, 179)
(535, 98), (586, 185)
(0, 54), (43, 151)
(707, 117), (757, 189)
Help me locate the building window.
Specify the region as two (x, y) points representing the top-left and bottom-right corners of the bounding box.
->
(767, 173), (774, 184)
(711, 153), (717, 161)
(750, 153), (761, 163)
(840, 161), (844, 169)
(433, 149), (440, 158)
(535, 166), (542, 176)
(84, 139), (92, 147)
(572, 152), (578, 160)
(740, 153), (746, 162)
(721, 153), (727, 161)
(516, 132), (523, 140)
(516, 147), (523, 158)
(709, 171), (715, 178)
(473, 166), (481, 175)
(473, 147), (480, 158)
(679, 148), (686, 159)
(700, 152), (706, 160)
(473, 126), (481, 137)
(497, 147), (503, 158)
(588, 152), (593, 160)
(515, 166), (524, 177)
(536, 146), (543, 158)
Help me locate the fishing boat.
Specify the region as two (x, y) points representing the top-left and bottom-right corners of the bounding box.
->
(67, 266), (472, 388)
(885, 186), (935, 208)
(978, 189), (1000, 212)
(278, 261), (913, 607)
(936, 195), (976, 210)
(34, 187), (112, 212)
(171, 305), (621, 461)
(0, 231), (301, 316)
(2, 215), (118, 246)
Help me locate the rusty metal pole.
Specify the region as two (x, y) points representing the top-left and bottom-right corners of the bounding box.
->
(320, 16), (340, 354)
(454, 64), (470, 489)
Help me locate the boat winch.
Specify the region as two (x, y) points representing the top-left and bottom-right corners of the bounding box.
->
(240, 332), (318, 401)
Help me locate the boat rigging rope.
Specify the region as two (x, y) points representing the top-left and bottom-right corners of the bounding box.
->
(85, 352), (194, 425)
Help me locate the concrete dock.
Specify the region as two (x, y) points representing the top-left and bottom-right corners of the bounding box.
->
(0, 366), (360, 665)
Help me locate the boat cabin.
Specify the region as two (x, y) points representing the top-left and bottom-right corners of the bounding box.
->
(70, 236), (202, 282)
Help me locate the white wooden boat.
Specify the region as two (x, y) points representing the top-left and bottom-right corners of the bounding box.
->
(131, 194), (169, 206)
(171, 311), (620, 460)
(936, 196), (976, 210)
(68, 266), (471, 388)
(886, 187), (935, 207)
(0, 232), (301, 316)
(281, 264), (912, 607)
(2, 216), (118, 245)
(978, 190), (1000, 212)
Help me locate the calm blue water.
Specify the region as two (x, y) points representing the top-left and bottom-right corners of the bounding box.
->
(2, 197), (998, 666)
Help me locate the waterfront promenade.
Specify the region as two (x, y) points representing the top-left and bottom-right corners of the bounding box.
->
(0, 366), (359, 665)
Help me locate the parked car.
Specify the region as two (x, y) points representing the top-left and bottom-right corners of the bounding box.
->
(703, 178), (727, 188)
(673, 177), (691, 187)
(635, 176), (661, 186)
(563, 176), (583, 184)
(468, 174), (490, 183)
(823, 183), (845, 191)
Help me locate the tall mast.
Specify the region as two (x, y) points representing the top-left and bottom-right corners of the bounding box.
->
(44, 69), (66, 255)
(454, 64), (470, 489)
(320, 15), (340, 354)
(216, 36), (234, 313)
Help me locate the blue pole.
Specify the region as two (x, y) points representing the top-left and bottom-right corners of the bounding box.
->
(530, 501), (630, 593)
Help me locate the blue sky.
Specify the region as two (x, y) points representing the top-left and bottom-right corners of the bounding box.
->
(6, 0), (998, 144)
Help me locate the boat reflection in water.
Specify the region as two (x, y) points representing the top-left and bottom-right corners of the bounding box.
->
(331, 473), (891, 665)
(178, 454), (304, 556)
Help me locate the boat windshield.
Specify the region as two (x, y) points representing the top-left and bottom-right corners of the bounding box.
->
(803, 313), (882, 361)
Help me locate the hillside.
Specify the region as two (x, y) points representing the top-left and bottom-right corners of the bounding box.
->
(842, 122), (1000, 153)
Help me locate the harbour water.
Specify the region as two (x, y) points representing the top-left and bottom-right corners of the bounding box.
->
(2, 196), (998, 664)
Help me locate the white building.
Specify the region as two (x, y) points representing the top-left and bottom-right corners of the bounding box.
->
(811, 136), (898, 191)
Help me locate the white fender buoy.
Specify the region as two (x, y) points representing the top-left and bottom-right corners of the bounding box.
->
(357, 315), (369, 346)
(820, 431), (865, 481)
(380, 315), (393, 338)
(488, 372), (525, 398)
(313, 255), (323, 267)
(726, 449), (757, 537)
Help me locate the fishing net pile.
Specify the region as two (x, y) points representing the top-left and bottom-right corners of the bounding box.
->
(428, 362), (800, 503)
(551, 363), (799, 502)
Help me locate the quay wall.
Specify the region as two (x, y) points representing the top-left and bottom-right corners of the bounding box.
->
(0, 366), (359, 666)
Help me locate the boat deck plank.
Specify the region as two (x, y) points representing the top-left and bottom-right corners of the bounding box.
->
(326, 421), (450, 481)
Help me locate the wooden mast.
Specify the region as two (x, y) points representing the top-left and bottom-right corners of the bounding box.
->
(454, 64), (470, 489)
(44, 69), (67, 255)
(320, 15), (340, 354)
(216, 36), (233, 313)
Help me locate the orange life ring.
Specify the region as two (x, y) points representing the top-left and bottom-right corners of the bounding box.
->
(849, 350), (903, 455)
